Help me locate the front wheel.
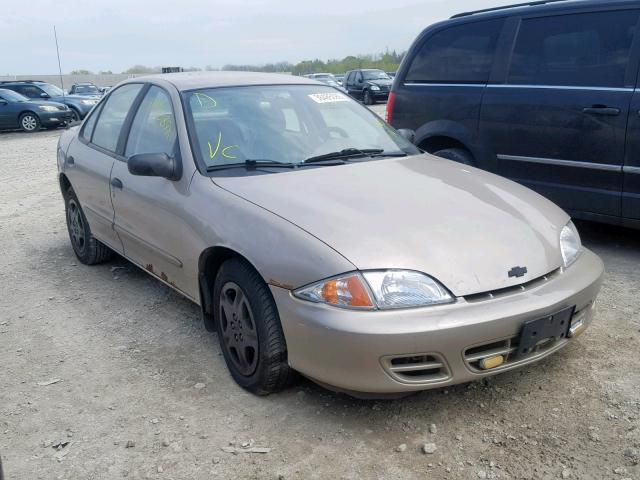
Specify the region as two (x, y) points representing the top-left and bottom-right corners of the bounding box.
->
(69, 109), (81, 122)
(363, 90), (374, 105)
(213, 258), (296, 395)
(19, 113), (40, 132)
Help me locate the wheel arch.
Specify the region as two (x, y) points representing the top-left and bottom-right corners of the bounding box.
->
(59, 172), (72, 199)
(198, 246), (263, 332)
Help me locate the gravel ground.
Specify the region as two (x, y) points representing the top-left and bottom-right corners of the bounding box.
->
(0, 128), (639, 480)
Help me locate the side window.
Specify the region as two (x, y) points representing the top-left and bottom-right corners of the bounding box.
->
(17, 85), (43, 98)
(125, 86), (176, 157)
(81, 103), (103, 141)
(405, 19), (504, 84)
(92, 84), (144, 153)
(508, 10), (639, 88)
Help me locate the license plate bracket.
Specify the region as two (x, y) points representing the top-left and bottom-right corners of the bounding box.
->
(516, 306), (574, 357)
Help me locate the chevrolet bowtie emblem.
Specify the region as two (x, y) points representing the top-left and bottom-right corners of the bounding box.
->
(508, 266), (528, 278)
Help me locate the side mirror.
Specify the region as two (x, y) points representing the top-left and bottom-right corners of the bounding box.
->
(40, 92), (50, 98)
(397, 129), (416, 144)
(128, 153), (179, 180)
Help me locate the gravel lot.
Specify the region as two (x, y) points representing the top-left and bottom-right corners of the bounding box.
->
(1, 127), (639, 480)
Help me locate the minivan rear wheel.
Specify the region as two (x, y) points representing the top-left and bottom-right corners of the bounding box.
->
(433, 148), (475, 166)
(213, 258), (296, 395)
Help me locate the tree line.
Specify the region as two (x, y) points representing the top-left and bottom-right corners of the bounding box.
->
(70, 51), (405, 76)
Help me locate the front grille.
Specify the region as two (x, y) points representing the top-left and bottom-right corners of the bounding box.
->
(381, 353), (450, 384)
(464, 268), (561, 303)
(463, 332), (566, 373)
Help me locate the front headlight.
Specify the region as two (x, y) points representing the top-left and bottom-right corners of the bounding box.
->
(81, 99), (98, 105)
(370, 85), (381, 91)
(293, 270), (454, 310)
(39, 105), (58, 112)
(560, 221), (582, 267)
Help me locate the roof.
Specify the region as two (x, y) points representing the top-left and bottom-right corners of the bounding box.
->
(130, 71), (320, 91)
(450, 0), (639, 20)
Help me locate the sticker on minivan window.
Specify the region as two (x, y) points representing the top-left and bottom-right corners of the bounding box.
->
(308, 92), (349, 104)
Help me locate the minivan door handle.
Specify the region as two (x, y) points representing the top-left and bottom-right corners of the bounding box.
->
(582, 106), (620, 116)
(110, 177), (123, 190)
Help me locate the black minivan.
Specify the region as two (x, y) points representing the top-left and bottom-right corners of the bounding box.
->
(389, 0), (640, 229)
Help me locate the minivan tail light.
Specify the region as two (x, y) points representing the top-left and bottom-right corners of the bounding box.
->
(386, 92), (396, 124)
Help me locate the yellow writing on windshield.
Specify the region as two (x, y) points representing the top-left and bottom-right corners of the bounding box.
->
(195, 92), (218, 109)
(208, 132), (239, 159)
(158, 114), (173, 140)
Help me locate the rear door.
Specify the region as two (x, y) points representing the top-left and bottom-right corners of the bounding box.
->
(0, 93), (15, 128)
(65, 83), (144, 251)
(480, 7), (640, 217)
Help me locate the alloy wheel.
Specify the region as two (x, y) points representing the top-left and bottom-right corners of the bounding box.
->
(67, 199), (86, 253)
(219, 282), (259, 376)
(21, 115), (38, 131)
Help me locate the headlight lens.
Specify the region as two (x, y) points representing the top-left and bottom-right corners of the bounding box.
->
(39, 105), (57, 112)
(370, 85), (380, 91)
(560, 221), (582, 267)
(81, 99), (98, 105)
(294, 270), (453, 310)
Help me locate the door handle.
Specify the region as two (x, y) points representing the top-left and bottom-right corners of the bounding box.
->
(110, 177), (123, 189)
(582, 106), (620, 116)
(66, 155), (74, 165)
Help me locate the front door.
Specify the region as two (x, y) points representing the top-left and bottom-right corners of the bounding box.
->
(623, 90), (640, 220)
(480, 8), (640, 218)
(110, 85), (195, 299)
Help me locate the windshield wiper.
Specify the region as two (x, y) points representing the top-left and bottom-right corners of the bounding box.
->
(207, 159), (295, 172)
(303, 148), (384, 164)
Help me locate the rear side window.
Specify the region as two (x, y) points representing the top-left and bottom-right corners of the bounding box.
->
(125, 86), (176, 157)
(16, 85), (43, 98)
(92, 84), (143, 152)
(405, 19), (504, 84)
(508, 10), (639, 88)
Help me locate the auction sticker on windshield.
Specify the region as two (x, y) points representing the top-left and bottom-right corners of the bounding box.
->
(308, 92), (349, 103)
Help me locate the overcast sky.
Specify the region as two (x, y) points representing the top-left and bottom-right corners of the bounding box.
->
(1, 0), (515, 74)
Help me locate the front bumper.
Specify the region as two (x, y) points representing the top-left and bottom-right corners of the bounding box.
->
(40, 110), (73, 126)
(271, 249), (604, 394)
(370, 90), (389, 100)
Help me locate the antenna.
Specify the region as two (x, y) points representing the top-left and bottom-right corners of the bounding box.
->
(53, 25), (65, 99)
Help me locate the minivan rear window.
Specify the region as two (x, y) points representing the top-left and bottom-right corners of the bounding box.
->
(405, 19), (504, 84)
(508, 10), (639, 88)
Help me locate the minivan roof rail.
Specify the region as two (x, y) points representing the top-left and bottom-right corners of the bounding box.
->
(451, 0), (577, 18)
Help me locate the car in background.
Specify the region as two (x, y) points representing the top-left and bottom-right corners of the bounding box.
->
(343, 69), (392, 105)
(0, 88), (72, 132)
(303, 73), (338, 83)
(100, 86), (112, 94)
(0, 80), (100, 122)
(386, 71), (396, 79)
(334, 74), (345, 85)
(69, 83), (102, 96)
(57, 72), (602, 397)
(389, 0), (640, 229)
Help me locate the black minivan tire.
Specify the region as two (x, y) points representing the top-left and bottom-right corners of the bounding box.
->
(213, 258), (296, 395)
(19, 112), (40, 132)
(363, 89), (374, 105)
(65, 187), (113, 265)
(433, 147), (475, 166)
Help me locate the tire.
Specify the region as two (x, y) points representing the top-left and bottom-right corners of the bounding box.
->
(213, 258), (296, 395)
(432, 147), (475, 166)
(69, 109), (81, 122)
(363, 89), (374, 105)
(19, 112), (40, 132)
(64, 187), (113, 265)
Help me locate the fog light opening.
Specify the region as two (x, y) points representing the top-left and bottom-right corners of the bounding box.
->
(479, 354), (504, 370)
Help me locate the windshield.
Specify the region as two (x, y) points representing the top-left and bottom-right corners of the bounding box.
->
(184, 85), (419, 171)
(0, 89), (28, 102)
(39, 83), (64, 97)
(362, 70), (391, 81)
(74, 85), (100, 94)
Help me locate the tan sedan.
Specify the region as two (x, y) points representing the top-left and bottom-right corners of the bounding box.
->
(57, 72), (603, 397)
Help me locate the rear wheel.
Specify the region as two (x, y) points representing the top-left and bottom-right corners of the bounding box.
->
(432, 147), (475, 166)
(213, 258), (296, 395)
(65, 187), (113, 264)
(19, 113), (40, 132)
(363, 90), (374, 105)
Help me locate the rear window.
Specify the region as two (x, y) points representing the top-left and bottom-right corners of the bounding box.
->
(405, 19), (503, 84)
(508, 10), (639, 88)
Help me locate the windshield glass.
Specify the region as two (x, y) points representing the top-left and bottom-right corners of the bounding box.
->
(362, 70), (391, 81)
(184, 85), (419, 170)
(0, 88), (28, 102)
(74, 85), (100, 94)
(39, 83), (64, 97)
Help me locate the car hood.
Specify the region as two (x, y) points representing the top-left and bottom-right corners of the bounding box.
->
(27, 100), (68, 109)
(212, 154), (569, 296)
(54, 94), (99, 101)
(367, 79), (392, 87)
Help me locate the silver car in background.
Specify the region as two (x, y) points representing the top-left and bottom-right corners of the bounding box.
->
(57, 72), (603, 397)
